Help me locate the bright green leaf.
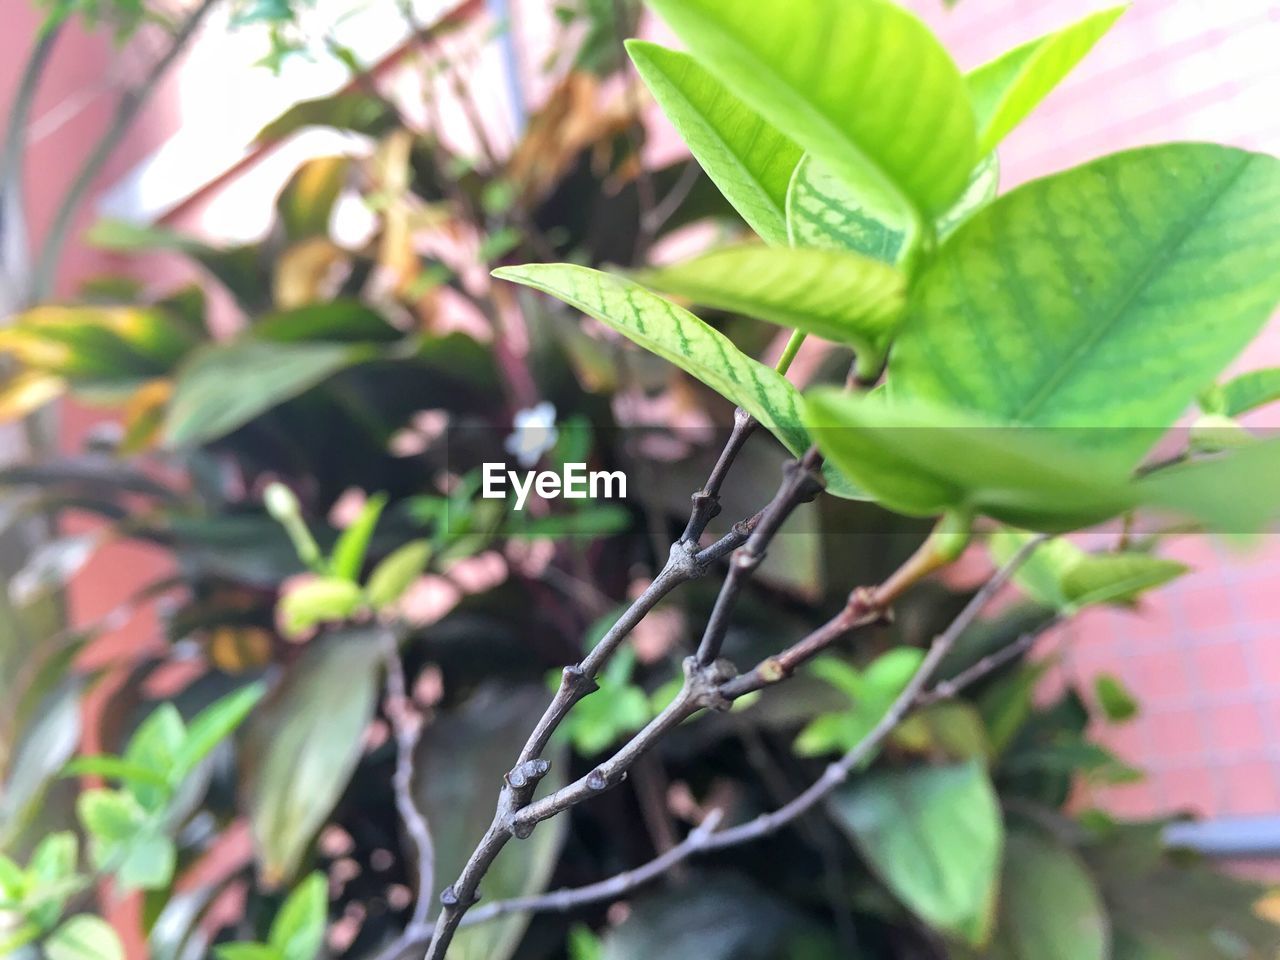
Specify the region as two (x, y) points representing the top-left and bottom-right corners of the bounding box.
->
(365, 539), (432, 610)
(116, 831), (176, 892)
(785, 153), (917, 266)
(626, 41), (801, 245)
(892, 144), (1280, 467)
(77, 789), (146, 845)
(216, 945), (283, 960)
(329, 493), (388, 581)
(493, 263), (808, 457)
(989, 531), (1188, 611)
(796, 650), (924, 759)
(62, 756), (170, 789)
(831, 760), (1003, 946)
(806, 391), (1136, 531)
(243, 630), (383, 885)
(638, 245), (906, 376)
(45, 915), (126, 960)
(164, 340), (376, 447)
(278, 576), (364, 636)
(268, 873), (328, 960)
(123, 703), (185, 809)
(1094, 674), (1140, 724)
(647, 0), (978, 217)
(936, 153), (1000, 242)
(1201, 368), (1280, 418)
(170, 682), (268, 785)
(967, 6), (1127, 155)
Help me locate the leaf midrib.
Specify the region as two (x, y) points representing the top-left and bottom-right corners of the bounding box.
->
(1016, 153), (1251, 423)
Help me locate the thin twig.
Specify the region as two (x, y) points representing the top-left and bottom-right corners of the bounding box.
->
(400, 537), (1046, 947)
(917, 616), (1063, 708)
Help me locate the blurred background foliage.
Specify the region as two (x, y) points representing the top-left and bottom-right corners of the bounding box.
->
(1, 1), (1278, 958)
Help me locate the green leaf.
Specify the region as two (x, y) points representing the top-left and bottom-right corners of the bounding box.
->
(982, 829), (1109, 960)
(647, 0), (978, 217)
(1094, 674), (1140, 724)
(795, 649), (924, 759)
(268, 873), (328, 960)
(276, 156), (350, 242)
(1201, 367), (1280, 418)
(116, 831), (176, 892)
(493, 264), (807, 456)
(784, 152), (906, 265)
(365, 539), (432, 610)
(255, 91), (400, 143)
(243, 630), (383, 885)
(164, 340), (376, 447)
(989, 531), (1187, 612)
(278, 577), (364, 636)
(967, 6), (1127, 155)
(216, 945), (283, 960)
(170, 682), (268, 785)
(0, 680), (82, 848)
(252, 302), (402, 344)
(77, 789), (146, 845)
(123, 703), (185, 809)
(417, 686), (570, 960)
(891, 144), (1280, 466)
(936, 153), (1001, 242)
(601, 873), (799, 960)
(637, 245), (906, 376)
(626, 41), (802, 245)
(86, 219), (272, 315)
(45, 916), (126, 960)
(830, 760), (1003, 946)
(62, 756), (171, 789)
(806, 391), (1135, 531)
(329, 493), (388, 582)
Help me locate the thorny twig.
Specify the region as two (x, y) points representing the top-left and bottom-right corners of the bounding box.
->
(398, 536), (1047, 951)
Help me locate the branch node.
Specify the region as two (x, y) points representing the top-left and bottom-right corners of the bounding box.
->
(439, 884), (478, 909)
(561, 664), (599, 697)
(505, 758), (552, 792)
(685, 656), (738, 712)
(586, 768), (611, 791)
(511, 819), (537, 840)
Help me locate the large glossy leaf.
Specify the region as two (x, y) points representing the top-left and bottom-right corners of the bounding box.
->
(416, 686), (568, 960)
(967, 7), (1126, 154)
(806, 390), (1137, 530)
(0, 680), (82, 848)
(983, 829), (1109, 960)
(830, 760), (1003, 946)
(242, 629), (382, 885)
(163, 340), (377, 447)
(648, 0), (978, 217)
(638, 245), (906, 375)
(601, 873), (799, 960)
(891, 145), (1280, 466)
(45, 915), (126, 960)
(493, 264), (807, 455)
(627, 41), (801, 245)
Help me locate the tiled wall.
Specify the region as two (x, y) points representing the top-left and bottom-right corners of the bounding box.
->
(903, 0), (1280, 821)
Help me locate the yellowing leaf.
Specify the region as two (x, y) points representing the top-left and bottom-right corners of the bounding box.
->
(0, 370), (65, 420)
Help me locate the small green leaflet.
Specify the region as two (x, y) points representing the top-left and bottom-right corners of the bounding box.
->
(647, 0), (978, 218)
(785, 154), (917, 266)
(891, 144), (1280, 468)
(627, 41), (802, 246)
(967, 6), (1127, 155)
(493, 264), (807, 456)
(1200, 367), (1280, 418)
(988, 530), (1187, 612)
(637, 245), (907, 376)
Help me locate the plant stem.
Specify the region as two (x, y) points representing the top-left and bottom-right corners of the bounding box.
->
(398, 537), (1045, 948)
